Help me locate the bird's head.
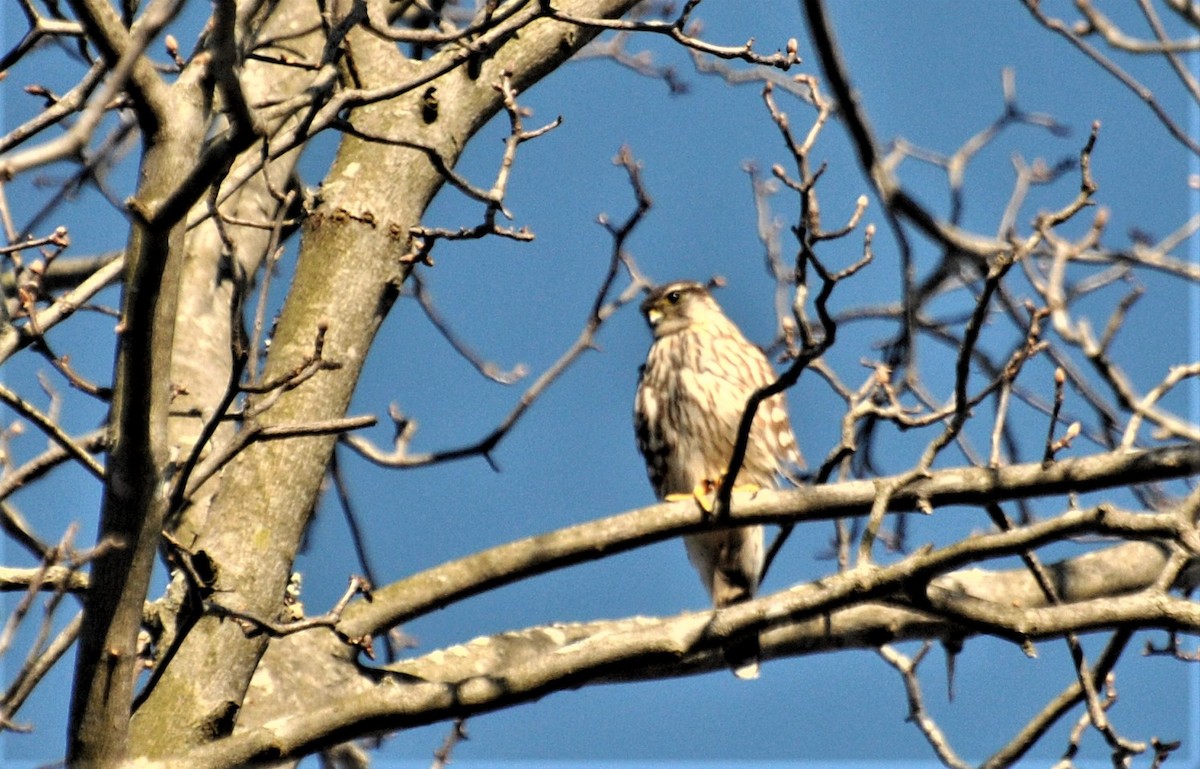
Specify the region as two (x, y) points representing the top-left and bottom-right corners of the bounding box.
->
(640, 280), (723, 338)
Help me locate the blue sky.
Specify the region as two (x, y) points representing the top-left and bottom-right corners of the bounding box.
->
(2, 1), (1199, 767)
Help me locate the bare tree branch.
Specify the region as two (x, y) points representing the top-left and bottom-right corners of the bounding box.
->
(339, 443), (1200, 639)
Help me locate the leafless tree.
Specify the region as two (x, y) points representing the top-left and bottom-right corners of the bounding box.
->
(1, 1), (1198, 767)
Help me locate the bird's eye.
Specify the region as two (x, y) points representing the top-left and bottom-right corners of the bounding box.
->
(666, 290), (681, 305)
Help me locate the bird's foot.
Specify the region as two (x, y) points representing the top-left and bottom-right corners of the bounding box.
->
(665, 480), (762, 514)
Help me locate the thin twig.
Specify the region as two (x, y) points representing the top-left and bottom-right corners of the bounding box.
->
(345, 147), (651, 469)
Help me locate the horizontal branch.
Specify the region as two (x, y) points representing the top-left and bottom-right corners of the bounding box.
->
(168, 539), (1194, 768)
(380, 540), (1182, 682)
(543, 1), (800, 69)
(339, 443), (1200, 638)
(926, 582), (1200, 638)
(0, 566), (89, 593)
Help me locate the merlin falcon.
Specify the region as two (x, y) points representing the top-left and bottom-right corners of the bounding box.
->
(633, 280), (801, 679)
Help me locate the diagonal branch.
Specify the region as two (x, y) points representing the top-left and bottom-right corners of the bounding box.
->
(0, 383), (104, 479)
(1019, 0), (1200, 156)
(338, 443), (1200, 639)
(1, 0), (176, 179)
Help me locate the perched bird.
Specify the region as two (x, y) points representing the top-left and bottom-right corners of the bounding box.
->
(633, 280), (801, 679)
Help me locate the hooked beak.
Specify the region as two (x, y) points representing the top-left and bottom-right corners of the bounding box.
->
(646, 307), (663, 326)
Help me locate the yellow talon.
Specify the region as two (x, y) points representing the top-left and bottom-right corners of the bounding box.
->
(730, 483), (762, 497)
(665, 481), (762, 514)
(664, 481), (718, 511)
